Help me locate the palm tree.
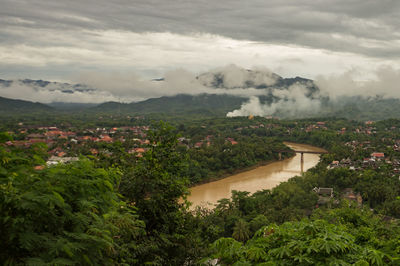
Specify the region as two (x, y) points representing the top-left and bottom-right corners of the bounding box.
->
(232, 219), (250, 242)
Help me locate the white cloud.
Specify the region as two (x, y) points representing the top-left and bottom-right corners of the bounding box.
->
(315, 65), (400, 99)
(1, 28), (398, 82)
(227, 84), (321, 118)
(75, 65), (274, 101)
(0, 82), (118, 103)
(228, 65), (400, 118)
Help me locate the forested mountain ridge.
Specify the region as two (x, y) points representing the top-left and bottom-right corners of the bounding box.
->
(0, 96), (53, 112)
(3, 74), (400, 121)
(93, 94), (247, 116)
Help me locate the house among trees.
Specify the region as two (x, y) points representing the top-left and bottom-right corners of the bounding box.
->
(313, 187), (334, 205)
(27, 133), (45, 139)
(342, 188), (363, 207)
(363, 157), (374, 165)
(328, 161), (339, 169)
(371, 152), (385, 160)
(46, 156), (79, 166)
(226, 137), (238, 145)
(194, 141), (203, 148)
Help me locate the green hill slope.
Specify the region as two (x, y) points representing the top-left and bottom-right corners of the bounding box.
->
(93, 94), (247, 116)
(0, 96), (53, 113)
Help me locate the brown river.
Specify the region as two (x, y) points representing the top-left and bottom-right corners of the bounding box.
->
(187, 142), (326, 209)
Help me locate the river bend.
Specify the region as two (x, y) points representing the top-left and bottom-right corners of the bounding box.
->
(187, 142), (326, 209)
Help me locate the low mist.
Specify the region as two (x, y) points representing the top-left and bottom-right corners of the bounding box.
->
(227, 84), (321, 118)
(1, 64), (399, 118)
(227, 65), (400, 118)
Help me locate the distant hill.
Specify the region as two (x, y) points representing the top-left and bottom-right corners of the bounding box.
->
(196, 68), (318, 92)
(92, 69), (320, 117)
(94, 93), (400, 121)
(323, 97), (400, 121)
(47, 102), (98, 110)
(94, 94), (247, 116)
(3, 71), (400, 121)
(0, 96), (53, 113)
(0, 70), (319, 117)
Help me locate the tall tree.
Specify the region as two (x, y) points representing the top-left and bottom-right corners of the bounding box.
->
(232, 219), (250, 242)
(119, 122), (193, 264)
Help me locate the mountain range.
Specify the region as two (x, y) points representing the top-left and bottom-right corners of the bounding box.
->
(1, 70), (400, 121)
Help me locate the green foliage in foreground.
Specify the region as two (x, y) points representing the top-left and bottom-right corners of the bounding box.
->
(2, 119), (400, 265)
(0, 123), (203, 265)
(0, 148), (145, 265)
(207, 219), (398, 265)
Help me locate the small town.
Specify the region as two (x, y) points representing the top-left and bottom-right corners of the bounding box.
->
(2, 1), (400, 264)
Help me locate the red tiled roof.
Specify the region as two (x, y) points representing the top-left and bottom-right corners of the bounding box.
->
(29, 139), (46, 143)
(46, 131), (63, 136)
(194, 142), (203, 148)
(371, 152), (385, 158)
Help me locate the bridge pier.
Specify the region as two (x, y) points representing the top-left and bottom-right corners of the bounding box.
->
(276, 149), (327, 174)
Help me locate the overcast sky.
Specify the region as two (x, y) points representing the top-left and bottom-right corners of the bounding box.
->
(1, 0), (399, 82)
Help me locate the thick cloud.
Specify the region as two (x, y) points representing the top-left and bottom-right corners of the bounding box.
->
(0, 0), (399, 82)
(227, 65), (400, 118)
(0, 65), (274, 103)
(0, 81), (118, 103)
(1, 0), (399, 59)
(74, 65), (277, 100)
(315, 66), (400, 99)
(198, 65), (277, 89)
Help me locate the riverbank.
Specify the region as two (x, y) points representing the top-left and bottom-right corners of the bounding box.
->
(189, 142), (327, 188)
(189, 157), (291, 187)
(187, 142), (325, 209)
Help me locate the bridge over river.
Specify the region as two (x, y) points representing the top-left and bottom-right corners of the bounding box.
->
(277, 149), (329, 172)
(188, 143), (328, 209)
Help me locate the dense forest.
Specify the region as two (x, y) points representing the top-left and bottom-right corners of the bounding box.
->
(1, 116), (400, 265)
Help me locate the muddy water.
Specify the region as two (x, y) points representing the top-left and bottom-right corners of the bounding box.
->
(188, 142), (326, 209)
